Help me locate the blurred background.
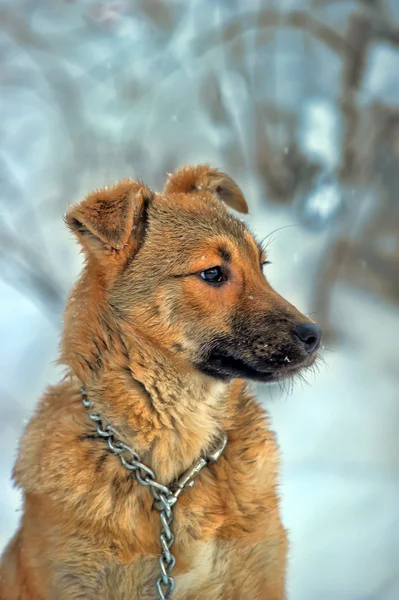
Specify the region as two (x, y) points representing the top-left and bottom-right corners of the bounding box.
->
(1, 0), (399, 598)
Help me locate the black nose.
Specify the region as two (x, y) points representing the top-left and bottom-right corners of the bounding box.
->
(294, 323), (321, 355)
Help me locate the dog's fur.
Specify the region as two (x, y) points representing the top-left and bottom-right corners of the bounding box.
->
(0, 164), (320, 600)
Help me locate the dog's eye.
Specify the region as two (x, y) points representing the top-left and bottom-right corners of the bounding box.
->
(200, 266), (226, 284)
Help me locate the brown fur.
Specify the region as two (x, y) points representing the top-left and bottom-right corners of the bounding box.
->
(0, 164), (319, 599)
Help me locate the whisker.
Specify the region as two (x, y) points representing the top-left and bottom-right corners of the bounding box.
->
(321, 346), (335, 353)
(259, 224), (301, 251)
(316, 354), (329, 371)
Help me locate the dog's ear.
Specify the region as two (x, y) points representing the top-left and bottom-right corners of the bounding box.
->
(163, 164), (248, 214)
(65, 180), (152, 258)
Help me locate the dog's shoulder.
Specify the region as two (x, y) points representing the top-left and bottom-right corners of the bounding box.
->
(13, 378), (90, 494)
(192, 380), (282, 539)
(12, 380), (160, 554)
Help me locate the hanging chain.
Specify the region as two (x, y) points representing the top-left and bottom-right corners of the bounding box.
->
(80, 388), (227, 600)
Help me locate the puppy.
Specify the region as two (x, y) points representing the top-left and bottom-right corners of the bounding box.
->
(0, 164), (321, 599)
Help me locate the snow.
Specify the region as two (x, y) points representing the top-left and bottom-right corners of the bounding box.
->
(300, 99), (341, 169)
(297, 171), (342, 230)
(263, 284), (399, 600)
(361, 43), (399, 106)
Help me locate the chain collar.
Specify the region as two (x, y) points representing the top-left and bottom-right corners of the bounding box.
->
(80, 387), (227, 600)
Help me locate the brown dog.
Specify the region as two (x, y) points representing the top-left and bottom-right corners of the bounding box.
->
(0, 164), (321, 600)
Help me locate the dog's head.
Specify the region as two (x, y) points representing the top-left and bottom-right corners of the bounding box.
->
(65, 164), (321, 383)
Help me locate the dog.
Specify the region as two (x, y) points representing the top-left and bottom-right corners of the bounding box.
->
(0, 164), (321, 600)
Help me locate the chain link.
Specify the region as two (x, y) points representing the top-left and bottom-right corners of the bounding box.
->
(80, 387), (227, 600)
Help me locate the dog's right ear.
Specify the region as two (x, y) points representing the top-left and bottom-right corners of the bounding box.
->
(163, 164), (248, 214)
(65, 180), (151, 262)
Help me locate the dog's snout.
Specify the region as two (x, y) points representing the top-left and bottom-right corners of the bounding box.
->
(293, 323), (321, 355)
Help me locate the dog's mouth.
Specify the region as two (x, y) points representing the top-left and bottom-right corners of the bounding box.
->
(196, 350), (311, 383)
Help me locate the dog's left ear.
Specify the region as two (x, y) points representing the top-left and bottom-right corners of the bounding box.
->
(65, 180), (152, 259)
(163, 164), (248, 214)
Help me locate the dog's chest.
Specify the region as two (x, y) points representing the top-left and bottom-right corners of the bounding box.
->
(100, 462), (278, 599)
(98, 541), (223, 600)
(53, 541), (223, 600)
(57, 456), (277, 599)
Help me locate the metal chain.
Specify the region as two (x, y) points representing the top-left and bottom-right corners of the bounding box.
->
(80, 387), (227, 600)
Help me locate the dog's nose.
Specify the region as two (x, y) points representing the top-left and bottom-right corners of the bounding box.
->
(293, 323), (321, 355)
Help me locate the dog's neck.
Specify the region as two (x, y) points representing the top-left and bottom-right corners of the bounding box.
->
(68, 322), (230, 484)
